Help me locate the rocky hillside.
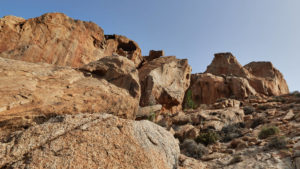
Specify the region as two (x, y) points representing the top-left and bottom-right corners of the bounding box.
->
(0, 13), (299, 169)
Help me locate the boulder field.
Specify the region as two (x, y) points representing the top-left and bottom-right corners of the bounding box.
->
(0, 13), (298, 169)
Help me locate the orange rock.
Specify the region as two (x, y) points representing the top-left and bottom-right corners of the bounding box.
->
(0, 13), (142, 68)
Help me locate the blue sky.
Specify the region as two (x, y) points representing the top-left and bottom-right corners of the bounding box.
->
(1, 0), (299, 91)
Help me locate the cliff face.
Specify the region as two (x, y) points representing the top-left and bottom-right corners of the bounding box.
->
(187, 53), (289, 106)
(0, 13), (297, 169)
(0, 13), (142, 68)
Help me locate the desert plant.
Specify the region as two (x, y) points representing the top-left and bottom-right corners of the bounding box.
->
(220, 123), (244, 142)
(258, 125), (279, 139)
(251, 117), (265, 129)
(147, 108), (156, 122)
(184, 89), (197, 110)
(195, 130), (219, 146)
(243, 106), (255, 115)
(266, 136), (287, 150)
(180, 139), (208, 159)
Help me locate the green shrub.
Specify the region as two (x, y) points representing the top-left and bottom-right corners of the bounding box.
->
(195, 130), (219, 146)
(266, 136), (287, 150)
(258, 125), (279, 139)
(147, 110), (156, 122)
(184, 89), (197, 109)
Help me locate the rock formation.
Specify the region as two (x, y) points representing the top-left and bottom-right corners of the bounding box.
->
(0, 113), (180, 169)
(139, 56), (191, 112)
(80, 55), (141, 99)
(244, 61), (289, 96)
(0, 12), (296, 169)
(0, 13), (142, 68)
(186, 52), (289, 105)
(0, 56), (139, 128)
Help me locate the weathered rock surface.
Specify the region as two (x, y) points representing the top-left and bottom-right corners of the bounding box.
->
(188, 73), (256, 105)
(143, 50), (165, 62)
(104, 34), (143, 67)
(0, 113), (180, 169)
(139, 56), (191, 112)
(244, 61), (289, 96)
(187, 53), (289, 105)
(0, 57), (140, 139)
(205, 53), (250, 78)
(80, 55), (141, 99)
(0, 13), (142, 67)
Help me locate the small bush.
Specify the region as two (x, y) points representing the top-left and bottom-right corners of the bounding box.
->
(195, 130), (219, 146)
(147, 111), (156, 122)
(243, 106), (255, 115)
(266, 136), (287, 150)
(184, 89), (197, 109)
(258, 125), (279, 139)
(220, 123), (244, 142)
(180, 139), (209, 159)
(257, 105), (268, 111)
(251, 117), (265, 129)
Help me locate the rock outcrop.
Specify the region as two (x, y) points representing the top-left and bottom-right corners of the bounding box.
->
(244, 61), (289, 96)
(139, 56), (191, 112)
(188, 73), (257, 105)
(205, 53), (250, 78)
(186, 53), (289, 105)
(0, 113), (180, 169)
(0, 13), (142, 68)
(0, 56), (140, 137)
(80, 55), (141, 99)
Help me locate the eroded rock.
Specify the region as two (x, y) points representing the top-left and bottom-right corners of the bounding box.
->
(0, 113), (180, 169)
(0, 13), (142, 68)
(139, 56), (191, 112)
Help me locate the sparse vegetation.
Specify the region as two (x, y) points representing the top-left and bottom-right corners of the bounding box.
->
(195, 130), (219, 146)
(291, 91), (300, 97)
(266, 136), (287, 150)
(180, 139), (208, 159)
(258, 125), (279, 139)
(269, 96), (287, 103)
(147, 107), (156, 122)
(220, 123), (244, 142)
(184, 89), (197, 110)
(243, 106), (255, 115)
(251, 117), (265, 129)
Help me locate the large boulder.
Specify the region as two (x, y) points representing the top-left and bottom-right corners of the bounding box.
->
(0, 57), (139, 139)
(0, 113), (180, 169)
(187, 73), (256, 105)
(244, 61), (289, 96)
(205, 53), (250, 78)
(139, 56), (192, 112)
(186, 53), (289, 105)
(80, 55), (141, 99)
(104, 35), (142, 67)
(0, 13), (142, 67)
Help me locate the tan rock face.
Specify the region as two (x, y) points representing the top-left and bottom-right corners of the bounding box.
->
(0, 113), (180, 169)
(205, 53), (250, 78)
(104, 35), (143, 67)
(0, 57), (139, 138)
(139, 56), (191, 111)
(244, 61), (289, 96)
(187, 53), (289, 105)
(80, 55), (141, 99)
(188, 73), (256, 105)
(0, 13), (142, 67)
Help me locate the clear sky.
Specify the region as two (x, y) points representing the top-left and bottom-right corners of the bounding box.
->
(1, 0), (299, 91)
